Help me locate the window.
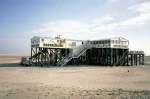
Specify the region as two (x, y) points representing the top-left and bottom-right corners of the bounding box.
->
(94, 41), (98, 44)
(115, 40), (118, 44)
(42, 39), (44, 42)
(112, 40), (114, 44)
(104, 40), (107, 44)
(98, 41), (100, 44)
(108, 40), (110, 44)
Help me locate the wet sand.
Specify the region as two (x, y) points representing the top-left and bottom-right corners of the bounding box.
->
(0, 55), (150, 99)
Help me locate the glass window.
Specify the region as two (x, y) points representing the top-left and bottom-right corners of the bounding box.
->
(99, 41), (101, 44)
(42, 39), (44, 42)
(96, 41), (98, 44)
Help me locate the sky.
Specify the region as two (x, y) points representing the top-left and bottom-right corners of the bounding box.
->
(0, 0), (150, 55)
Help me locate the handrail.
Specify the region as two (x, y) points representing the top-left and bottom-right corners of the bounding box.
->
(57, 41), (90, 66)
(114, 50), (128, 66)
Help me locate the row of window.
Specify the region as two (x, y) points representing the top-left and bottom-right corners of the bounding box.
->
(91, 40), (111, 44)
(113, 45), (128, 48)
(94, 44), (111, 47)
(111, 40), (128, 45)
(43, 44), (58, 47)
(91, 40), (128, 45)
(31, 44), (39, 47)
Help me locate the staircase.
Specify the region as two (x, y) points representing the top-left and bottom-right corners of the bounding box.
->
(57, 41), (90, 66)
(114, 50), (128, 66)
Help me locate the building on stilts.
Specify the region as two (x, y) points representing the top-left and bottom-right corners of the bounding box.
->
(30, 35), (144, 66)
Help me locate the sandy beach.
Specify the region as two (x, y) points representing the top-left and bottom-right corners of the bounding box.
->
(0, 55), (150, 99)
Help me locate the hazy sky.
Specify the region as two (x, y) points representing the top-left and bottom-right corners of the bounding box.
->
(0, 0), (150, 55)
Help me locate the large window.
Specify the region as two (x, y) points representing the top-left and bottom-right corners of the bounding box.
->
(41, 39), (44, 42)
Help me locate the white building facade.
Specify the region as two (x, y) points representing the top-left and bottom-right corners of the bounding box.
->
(31, 36), (129, 49)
